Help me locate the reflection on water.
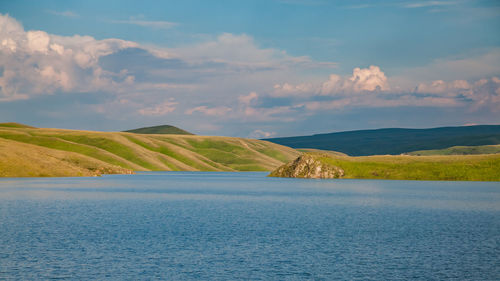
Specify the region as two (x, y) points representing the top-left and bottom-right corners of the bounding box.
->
(0, 172), (499, 280)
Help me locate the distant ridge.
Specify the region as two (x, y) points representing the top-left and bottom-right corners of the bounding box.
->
(408, 144), (500, 156)
(124, 125), (193, 135)
(264, 125), (500, 156)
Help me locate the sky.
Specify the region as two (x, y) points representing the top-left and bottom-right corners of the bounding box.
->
(0, 0), (499, 137)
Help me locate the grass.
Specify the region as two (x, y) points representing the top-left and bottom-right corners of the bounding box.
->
(253, 147), (292, 163)
(297, 148), (348, 156)
(304, 152), (500, 181)
(56, 134), (160, 170)
(0, 138), (131, 177)
(0, 130), (135, 169)
(408, 144), (500, 155)
(0, 125), (299, 177)
(124, 135), (219, 171)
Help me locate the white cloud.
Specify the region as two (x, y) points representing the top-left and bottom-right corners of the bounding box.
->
(271, 65), (390, 97)
(249, 129), (276, 138)
(272, 82), (316, 97)
(2, 13), (499, 132)
(1, 38), (17, 52)
(413, 77), (500, 111)
(0, 13), (335, 108)
(171, 33), (276, 66)
(349, 65), (389, 91)
(27, 31), (50, 53)
(0, 14), (140, 100)
(185, 106), (232, 116)
(321, 65), (389, 95)
(269, 65), (390, 98)
(258, 65), (500, 113)
(138, 100), (178, 116)
(170, 33), (327, 71)
(238, 91), (258, 105)
(415, 79), (470, 95)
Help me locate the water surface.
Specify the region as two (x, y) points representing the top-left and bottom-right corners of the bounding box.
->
(1, 172), (499, 280)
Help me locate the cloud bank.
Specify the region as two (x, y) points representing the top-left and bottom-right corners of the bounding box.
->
(1, 13), (499, 136)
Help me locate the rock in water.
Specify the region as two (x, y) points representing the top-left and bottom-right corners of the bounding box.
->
(269, 154), (344, 179)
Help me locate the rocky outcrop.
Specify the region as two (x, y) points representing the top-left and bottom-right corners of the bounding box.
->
(269, 154), (344, 179)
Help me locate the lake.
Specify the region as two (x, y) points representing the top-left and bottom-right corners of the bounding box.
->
(0, 172), (499, 280)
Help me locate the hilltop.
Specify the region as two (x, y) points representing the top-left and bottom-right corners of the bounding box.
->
(0, 125), (299, 177)
(265, 125), (500, 156)
(0, 122), (36, 129)
(124, 124), (193, 135)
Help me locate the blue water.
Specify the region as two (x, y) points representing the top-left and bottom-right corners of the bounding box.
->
(0, 172), (499, 280)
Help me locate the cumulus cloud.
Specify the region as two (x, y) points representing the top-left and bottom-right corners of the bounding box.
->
(0, 13), (329, 108)
(270, 65), (390, 98)
(320, 65), (389, 95)
(0, 14), (139, 101)
(259, 66), (500, 114)
(350, 65), (389, 91)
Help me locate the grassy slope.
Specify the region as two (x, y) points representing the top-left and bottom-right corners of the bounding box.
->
(0, 138), (132, 177)
(272, 152), (500, 181)
(408, 144), (500, 155)
(0, 126), (299, 177)
(124, 125), (193, 135)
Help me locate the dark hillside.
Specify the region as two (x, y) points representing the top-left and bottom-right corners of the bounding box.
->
(264, 125), (500, 156)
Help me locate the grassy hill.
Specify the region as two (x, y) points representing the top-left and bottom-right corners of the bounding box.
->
(0, 122), (36, 129)
(265, 125), (500, 156)
(124, 124), (193, 135)
(0, 137), (132, 177)
(270, 152), (500, 181)
(0, 124), (299, 177)
(408, 144), (500, 155)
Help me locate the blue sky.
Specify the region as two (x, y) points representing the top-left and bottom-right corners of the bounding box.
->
(0, 0), (499, 137)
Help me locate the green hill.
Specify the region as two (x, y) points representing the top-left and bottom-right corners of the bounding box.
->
(408, 144), (500, 156)
(270, 152), (500, 181)
(0, 126), (299, 177)
(0, 122), (36, 128)
(265, 125), (500, 156)
(124, 124), (193, 135)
